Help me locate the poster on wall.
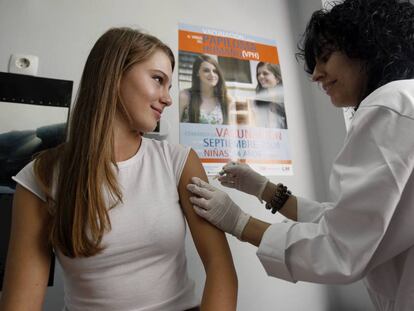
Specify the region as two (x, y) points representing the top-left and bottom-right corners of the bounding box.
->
(178, 24), (292, 176)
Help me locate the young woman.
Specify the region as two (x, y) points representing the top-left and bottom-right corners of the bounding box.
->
(187, 0), (414, 310)
(180, 54), (232, 125)
(0, 27), (237, 311)
(253, 62), (287, 129)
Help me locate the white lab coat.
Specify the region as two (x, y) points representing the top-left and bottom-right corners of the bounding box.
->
(257, 80), (414, 311)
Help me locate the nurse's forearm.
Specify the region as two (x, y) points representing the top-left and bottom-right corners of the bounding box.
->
(261, 182), (298, 221)
(240, 217), (271, 247)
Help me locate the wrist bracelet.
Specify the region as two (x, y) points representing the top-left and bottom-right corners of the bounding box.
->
(265, 183), (291, 214)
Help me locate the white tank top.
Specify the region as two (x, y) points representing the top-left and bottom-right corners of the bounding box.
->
(13, 137), (199, 311)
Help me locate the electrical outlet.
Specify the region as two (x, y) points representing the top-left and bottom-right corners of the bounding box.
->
(8, 54), (39, 76)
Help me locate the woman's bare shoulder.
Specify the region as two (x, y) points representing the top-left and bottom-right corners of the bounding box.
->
(179, 89), (191, 103)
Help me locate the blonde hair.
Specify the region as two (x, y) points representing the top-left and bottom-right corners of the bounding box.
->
(34, 27), (174, 257)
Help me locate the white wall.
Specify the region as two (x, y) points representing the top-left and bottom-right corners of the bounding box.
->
(0, 0), (373, 310)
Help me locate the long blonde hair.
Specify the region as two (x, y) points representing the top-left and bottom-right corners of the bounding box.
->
(34, 27), (175, 258)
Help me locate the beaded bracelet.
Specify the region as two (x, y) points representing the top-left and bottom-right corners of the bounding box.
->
(265, 183), (292, 214)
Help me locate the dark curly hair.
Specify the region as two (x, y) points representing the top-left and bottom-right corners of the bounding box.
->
(297, 0), (414, 104)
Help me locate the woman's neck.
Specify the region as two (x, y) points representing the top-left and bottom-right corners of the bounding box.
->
(200, 84), (215, 98)
(113, 118), (142, 162)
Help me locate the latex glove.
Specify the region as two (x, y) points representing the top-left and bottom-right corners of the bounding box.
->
(187, 177), (250, 240)
(218, 162), (268, 201)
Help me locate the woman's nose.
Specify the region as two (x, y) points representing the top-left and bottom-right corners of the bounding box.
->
(161, 90), (172, 106)
(312, 63), (324, 82)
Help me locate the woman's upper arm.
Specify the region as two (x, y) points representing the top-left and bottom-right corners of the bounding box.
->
(0, 185), (52, 311)
(179, 150), (237, 309)
(178, 149), (233, 265)
(226, 94), (235, 110)
(179, 90), (190, 121)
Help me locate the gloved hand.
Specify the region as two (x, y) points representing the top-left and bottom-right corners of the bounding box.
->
(187, 177), (251, 240)
(218, 162), (268, 201)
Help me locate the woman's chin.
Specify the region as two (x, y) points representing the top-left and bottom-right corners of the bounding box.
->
(136, 122), (158, 134)
(149, 122), (159, 133)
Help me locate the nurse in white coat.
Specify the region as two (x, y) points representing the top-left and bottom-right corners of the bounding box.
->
(186, 0), (414, 310)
